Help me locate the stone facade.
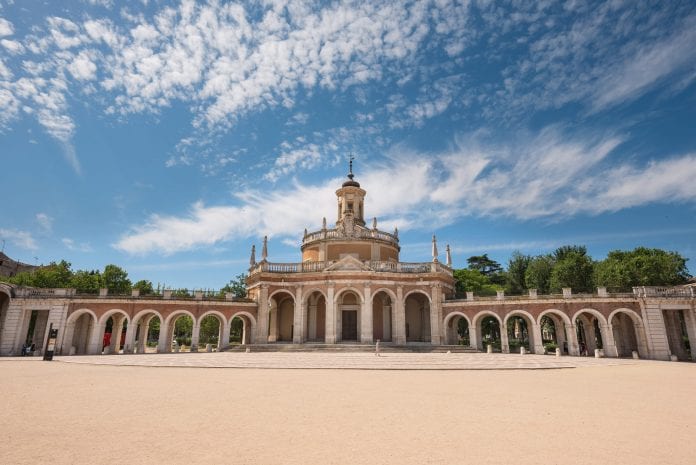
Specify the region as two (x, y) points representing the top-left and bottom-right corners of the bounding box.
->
(0, 171), (694, 360)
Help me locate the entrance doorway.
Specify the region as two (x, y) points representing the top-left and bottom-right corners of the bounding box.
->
(342, 311), (357, 341)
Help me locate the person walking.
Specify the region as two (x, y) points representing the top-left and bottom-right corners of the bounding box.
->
(375, 339), (381, 357)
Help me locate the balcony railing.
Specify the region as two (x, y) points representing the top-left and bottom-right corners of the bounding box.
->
(249, 260), (452, 275)
(302, 227), (399, 246)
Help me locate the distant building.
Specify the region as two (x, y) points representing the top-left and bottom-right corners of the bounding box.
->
(0, 252), (37, 278)
(0, 165), (694, 360)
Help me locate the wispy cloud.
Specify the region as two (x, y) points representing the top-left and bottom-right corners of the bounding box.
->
(35, 213), (53, 233)
(62, 238), (93, 252)
(114, 127), (696, 255)
(0, 228), (38, 251)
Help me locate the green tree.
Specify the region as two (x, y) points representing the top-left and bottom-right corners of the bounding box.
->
(549, 246), (594, 293)
(467, 254), (503, 275)
(453, 268), (501, 297)
(524, 255), (554, 294)
(506, 251), (530, 295)
(199, 315), (221, 345)
(594, 247), (690, 291)
(101, 264), (132, 294)
(69, 270), (101, 294)
(5, 260), (73, 288)
(221, 273), (248, 298)
(132, 279), (154, 295)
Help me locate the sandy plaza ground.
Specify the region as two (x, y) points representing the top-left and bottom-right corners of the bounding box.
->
(1, 353), (695, 465)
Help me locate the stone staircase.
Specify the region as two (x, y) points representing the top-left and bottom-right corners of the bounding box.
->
(222, 343), (479, 353)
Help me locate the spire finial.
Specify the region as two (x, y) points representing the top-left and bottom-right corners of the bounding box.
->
(348, 154), (354, 180)
(446, 244), (452, 267)
(249, 244), (256, 267)
(261, 235), (268, 261)
(432, 234), (439, 263)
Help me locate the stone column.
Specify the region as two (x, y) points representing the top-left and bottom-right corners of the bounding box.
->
(565, 323), (579, 355)
(308, 305), (317, 341)
(293, 286), (304, 344)
(394, 286), (406, 344)
(500, 318), (509, 353)
(88, 322), (107, 355)
(220, 318), (231, 350)
(361, 285), (373, 344)
(383, 305), (392, 342)
(157, 319), (170, 353)
(325, 284), (336, 344)
(430, 284), (442, 345)
(585, 319), (597, 352)
(109, 316), (125, 354)
(602, 323), (618, 357)
(190, 321), (200, 352)
(469, 325), (478, 351)
(256, 285), (269, 343)
(137, 316), (153, 353)
(122, 318), (137, 354)
(682, 308), (696, 359)
(531, 323), (544, 354)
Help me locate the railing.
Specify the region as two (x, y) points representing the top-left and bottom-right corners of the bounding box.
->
(302, 227), (399, 246)
(633, 286), (695, 298)
(249, 260), (453, 275)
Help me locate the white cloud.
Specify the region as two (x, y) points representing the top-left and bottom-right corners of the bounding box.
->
(264, 143), (323, 182)
(591, 17), (696, 111)
(0, 17), (13, 37)
(0, 228), (38, 251)
(61, 238), (93, 252)
(36, 213), (53, 233)
(68, 51), (98, 80)
(114, 126), (696, 255)
(1, 38), (23, 54)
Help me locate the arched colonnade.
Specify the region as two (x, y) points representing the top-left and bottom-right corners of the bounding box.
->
(262, 287), (436, 345)
(443, 307), (648, 357)
(60, 308), (257, 355)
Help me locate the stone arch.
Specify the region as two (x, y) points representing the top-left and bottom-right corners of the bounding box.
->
(472, 310), (502, 328)
(0, 285), (11, 349)
(333, 287), (365, 305)
(372, 287), (397, 303)
(164, 310), (196, 352)
(304, 290), (326, 343)
(472, 311), (502, 351)
(573, 308), (609, 356)
(97, 309), (131, 355)
(444, 311), (472, 346)
(130, 309), (162, 354)
(61, 309), (98, 355)
(504, 310), (537, 354)
(335, 288), (363, 342)
(403, 289), (432, 304)
(571, 308), (608, 326)
(269, 290), (295, 342)
(198, 310), (227, 350)
(372, 289), (396, 343)
(229, 310), (257, 345)
(609, 308), (648, 358)
(303, 288), (328, 305)
(404, 291), (431, 343)
(537, 309), (572, 326)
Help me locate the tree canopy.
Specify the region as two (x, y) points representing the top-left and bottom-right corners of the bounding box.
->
(453, 246), (691, 298)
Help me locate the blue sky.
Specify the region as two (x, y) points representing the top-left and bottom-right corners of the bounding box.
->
(1, 0), (695, 289)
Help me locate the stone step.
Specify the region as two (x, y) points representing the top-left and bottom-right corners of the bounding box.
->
(222, 344), (479, 353)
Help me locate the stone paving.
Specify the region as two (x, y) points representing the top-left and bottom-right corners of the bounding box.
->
(51, 351), (661, 370)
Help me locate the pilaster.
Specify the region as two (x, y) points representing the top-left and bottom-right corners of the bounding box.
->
(293, 286), (304, 343)
(361, 284), (373, 343)
(325, 283), (336, 344)
(394, 286), (405, 344)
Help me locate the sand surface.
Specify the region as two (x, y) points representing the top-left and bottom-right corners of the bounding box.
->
(1, 357), (695, 465)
